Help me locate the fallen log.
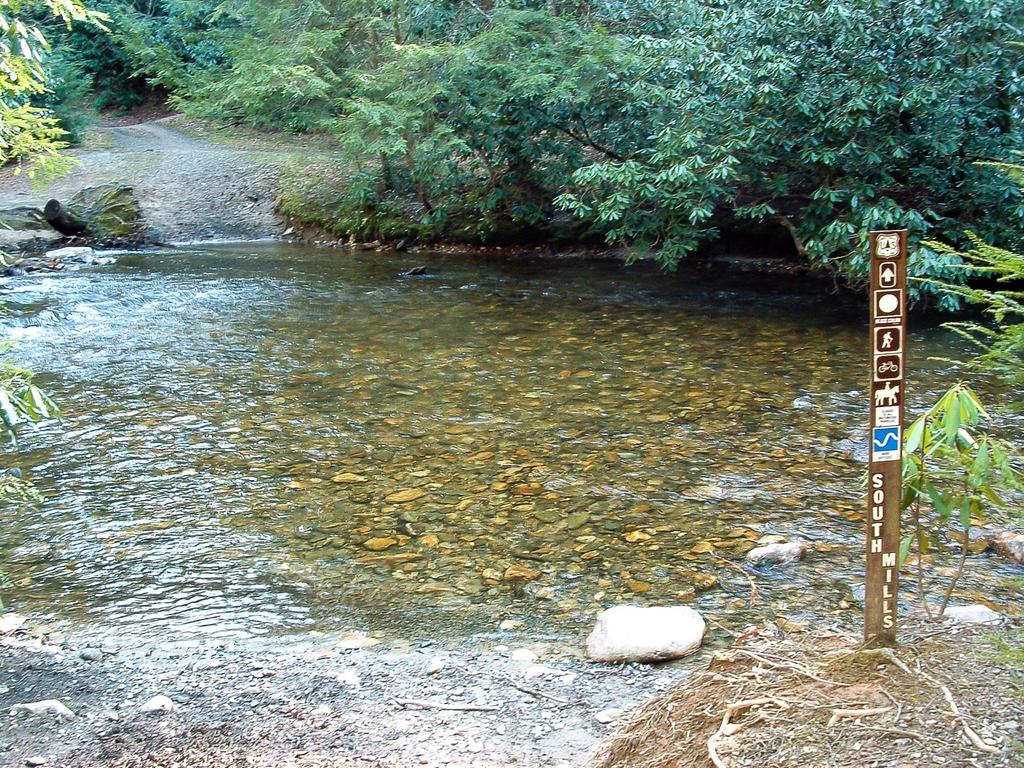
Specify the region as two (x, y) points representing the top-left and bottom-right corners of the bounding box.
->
(43, 199), (89, 236)
(42, 184), (145, 245)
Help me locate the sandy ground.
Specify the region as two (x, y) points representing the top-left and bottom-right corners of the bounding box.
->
(0, 119), (283, 244)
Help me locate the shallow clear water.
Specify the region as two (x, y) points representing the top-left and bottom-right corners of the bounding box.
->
(2, 244), (1020, 647)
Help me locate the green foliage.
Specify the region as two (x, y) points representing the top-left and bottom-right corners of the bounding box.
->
(42, 0), (1024, 288)
(926, 162), (1024, 392)
(38, 49), (95, 142)
(557, 0), (1024, 305)
(0, 345), (58, 445)
(1, 0), (106, 173)
(901, 383), (1019, 616)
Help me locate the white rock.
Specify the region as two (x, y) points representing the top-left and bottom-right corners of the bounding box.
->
(522, 664), (562, 680)
(426, 657), (445, 675)
(0, 612), (26, 634)
(10, 700), (75, 720)
(139, 695), (176, 714)
(995, 532), (1024, 565)
(499, 619), (525, 631)
(585, 605), (706, 663)
(25, 757), (47, 767)
(509, 648), (538, 663)
(595, 707), (626, 724)
(746, 539), (810, 565)
(45, 246), (95, 264)
(943, 604), (1003, 625)
(335, 670), (360, 687)
(310, 704), (333, 717)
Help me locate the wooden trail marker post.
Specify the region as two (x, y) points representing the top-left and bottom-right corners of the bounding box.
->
(865, 229), (907, 646)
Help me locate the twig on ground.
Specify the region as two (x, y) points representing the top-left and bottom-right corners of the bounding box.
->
(713, 555), (759, 607)
(393, 698), (499, 712)
(859, 646), (915, 677)
(940, 685), (999, 754)
(499, 675), (573, 706)
(707, 696), (789, 768)
(827, 706), (892, 728)
(731, 649), (854, 687)
(880, 688), (903, 723)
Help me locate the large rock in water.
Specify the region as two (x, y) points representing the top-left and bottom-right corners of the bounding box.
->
(0, 207), (61, 253)
(45, 183), (145, 245)
(585, 605), (706, 663)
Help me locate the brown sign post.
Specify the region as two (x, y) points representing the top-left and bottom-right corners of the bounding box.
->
(865, 229), (907, 646)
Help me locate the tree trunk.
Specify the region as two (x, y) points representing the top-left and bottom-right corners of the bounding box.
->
(43, 199), (89, 236)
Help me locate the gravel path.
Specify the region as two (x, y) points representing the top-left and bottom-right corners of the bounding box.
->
(0, 119), (283, 243)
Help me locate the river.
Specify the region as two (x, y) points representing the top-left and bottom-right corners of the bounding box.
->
(2, 244), (1020, 649)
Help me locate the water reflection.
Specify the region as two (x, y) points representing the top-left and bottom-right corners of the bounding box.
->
(2, 244), (1020, 646)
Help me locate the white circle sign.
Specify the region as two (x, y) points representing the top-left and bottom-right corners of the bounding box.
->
(878, 294), (899, 314)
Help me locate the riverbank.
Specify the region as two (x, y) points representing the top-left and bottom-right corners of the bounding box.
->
(2, 616), (1020, 767)
(0, 115), (815, 280)
(0, 118), (285, 245)
(0, 616), (693, 768)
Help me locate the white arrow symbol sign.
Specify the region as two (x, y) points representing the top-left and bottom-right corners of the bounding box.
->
(879, 263), (897, 288)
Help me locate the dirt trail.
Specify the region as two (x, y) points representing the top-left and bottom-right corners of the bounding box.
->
(0, 119), (284, 243)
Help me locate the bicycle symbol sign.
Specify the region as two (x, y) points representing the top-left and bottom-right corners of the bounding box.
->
(873, 354), (902, 381)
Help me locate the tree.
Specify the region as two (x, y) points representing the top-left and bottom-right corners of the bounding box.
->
(1, 0), (107, 177)
(556, 0), (1024, 306)
(927, 161), (1024, 392)
(900, 383), (1018, 616)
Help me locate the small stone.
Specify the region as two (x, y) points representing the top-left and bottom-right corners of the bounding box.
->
(510, 648), (538, 663)
(336, 631), (380, 650)
(966, 528), (997, 554)
(311, 704), (333, 717)
(623, 530), (650, 543)
(565, 511), (590, 530)
(363, 537), (397, 551)
(331, 472), (367, 484)
(426, 657), (445, 675)
(503, 564), (542, 582)
(995, 531), (1024, 565)
(746, 539), (810, 566)
(943, 604), (1003, 625)
(595, 708), (626, 724)
(140, 695), (176, 714)
(385, 488), (425, 503)
(585, 605), (706, 663)
(45, 246), (94, 264)
(10, 700), (75, 720)
(0, 612), (26, 634)
(692, 573), (718, 590)
(79, 648), (104, 662)
(25, 758), (47, 767)
(335, 670), (361, 687)
(499, 619), (525, 632)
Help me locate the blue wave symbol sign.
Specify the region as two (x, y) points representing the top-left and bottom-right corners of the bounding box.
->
(872, 427), (901, 453)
